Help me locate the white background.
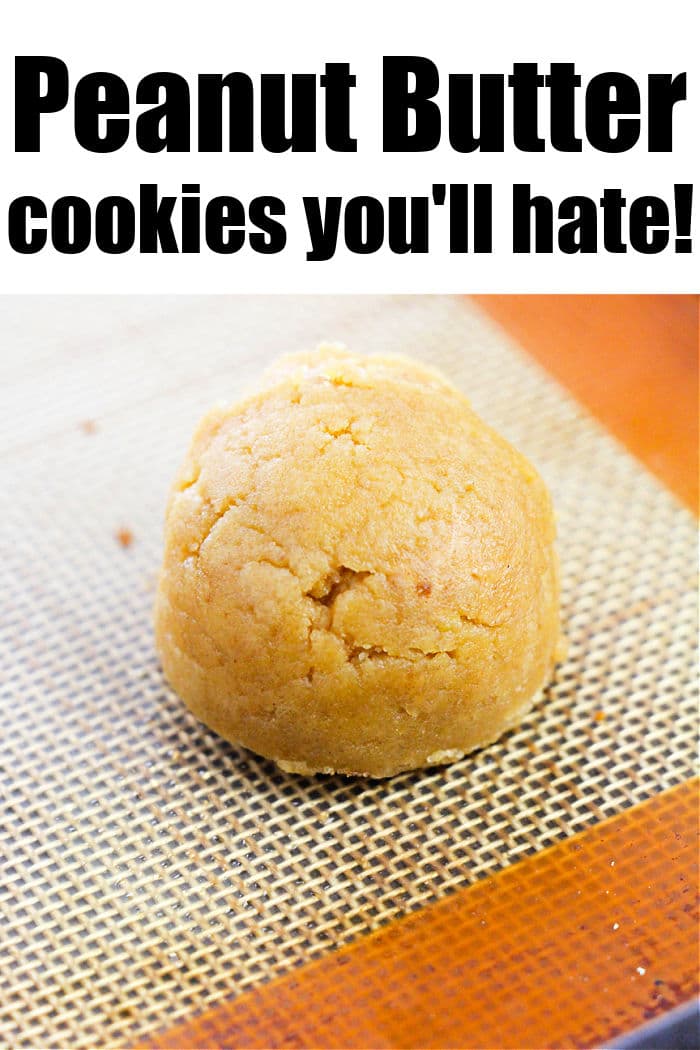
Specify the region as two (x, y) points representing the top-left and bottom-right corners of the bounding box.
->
(1, 0), (697, 292)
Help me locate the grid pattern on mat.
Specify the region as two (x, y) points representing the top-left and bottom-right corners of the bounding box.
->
(142, 779), (699, 1050)
(0, 296), (697, 1048)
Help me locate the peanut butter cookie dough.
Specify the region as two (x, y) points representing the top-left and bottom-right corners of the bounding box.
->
(154, 347), (561, 777)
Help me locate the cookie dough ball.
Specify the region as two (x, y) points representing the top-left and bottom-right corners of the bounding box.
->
(154, 347), (561, 778)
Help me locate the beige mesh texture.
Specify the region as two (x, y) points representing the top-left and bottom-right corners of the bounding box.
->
(0, 295), (697, 1049)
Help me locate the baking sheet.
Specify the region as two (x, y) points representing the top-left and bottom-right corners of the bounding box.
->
(0, 295), (697, 1048)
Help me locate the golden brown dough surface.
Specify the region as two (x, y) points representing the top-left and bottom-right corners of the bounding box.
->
(154, 347), (561, 777)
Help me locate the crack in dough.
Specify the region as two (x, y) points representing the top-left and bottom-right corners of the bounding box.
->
(306, 565), (371, 605)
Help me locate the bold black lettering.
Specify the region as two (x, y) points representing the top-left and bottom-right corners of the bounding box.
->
(15, 56), (69, 151)
(382, 56), (441, 151)
(8, 196), (47, 253)
(674, 184), (693, 253)
(473, 184), (493, 252)
(449, 183), (469, 253)
(545, 63), (582, 152)
(344, 197), (384, 253)
(508, 64), (545, 152)
(648, 74), (686, 150)
(51, 196), (91, 253)
(586, 74), (640, 152)
(94, 196), (135, 252)
(599, 188), (627, 252)
(387, 196), (429, 253)
(629, 196), (669, 253)
(260, 74), (316, 152)
(139, 184), (178, 252)
(512, 184), (553, 252)
(558, 196), (598, 253)
(197, 73), (254, 152)
(448, 74), (504, 152)
(320, 63), (357, 152)
(74, 72), (129, 152)
(304, 197), (342, 261)
(205, 196), (246, 252)
(136, 73), (190, 152)
(180, 187), (201, 253)
(249, 196), (287, 253)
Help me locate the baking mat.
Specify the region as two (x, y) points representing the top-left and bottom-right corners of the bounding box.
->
(0, 295), (697, 1048)
(142, 778), (699, 1050)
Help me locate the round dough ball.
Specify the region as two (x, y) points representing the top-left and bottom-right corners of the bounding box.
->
(154, 346), (561, 778)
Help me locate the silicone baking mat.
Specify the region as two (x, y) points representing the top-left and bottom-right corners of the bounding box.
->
(142, 778), (699, 1050)
(0, 296), (697, 1048)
